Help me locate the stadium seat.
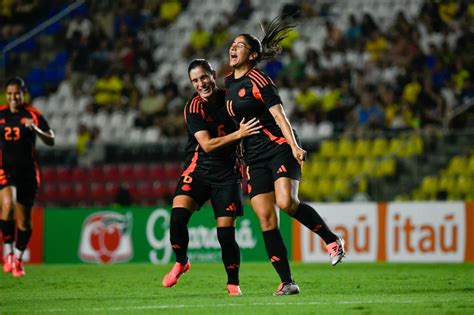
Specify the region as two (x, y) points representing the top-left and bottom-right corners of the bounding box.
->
(319, 139), (337, 158)
(58, 183), (75, 205)
(377, 158), (396, 177)
(446, 155), (466, 176)
(388, 137), (408, 158)
(455, 176), (472, 195)
(327, 158), (345, 178)
(361, 158), (378, 177)
(71, 167), (88, 183)
(353, 138), (372, 157)
(309, 158), (327, 179)
(89, 166), (106, 182)
(90, 182), (108, 205)
(371, 137), (388, 158)
(73, 182), (90, 205)
(133, 163), (148, 181)
(333, 178), (350, 199)
(56, 166), (73, 183)
(40, 183), (59, 205)
(103, 164), (120, 182)
(467, 156), (474, 175)
(299, 177), (316, 200)
(147, 163), (165, 181)
(41, 166), (57, 182)
(406, 134), (423, 156)
(119, 164), (135, 181)
(344, 158), (362, 177)
(438, 176), (456, 194)
(337, 137), (354, 158)
(419, 176), (438, 200)
(164, 163), (182, 181)
(317, 178), (334, 199)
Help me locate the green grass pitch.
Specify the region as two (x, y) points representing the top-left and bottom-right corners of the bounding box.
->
(1, 262), (473, 314)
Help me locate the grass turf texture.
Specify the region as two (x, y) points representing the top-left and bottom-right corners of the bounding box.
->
(1, 263), (473, 314)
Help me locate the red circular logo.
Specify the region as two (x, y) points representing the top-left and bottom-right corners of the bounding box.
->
(238, 88), (246, 97)
(181, 184), (191, 191)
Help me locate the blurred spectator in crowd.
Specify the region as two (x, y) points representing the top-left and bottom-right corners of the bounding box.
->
(344, 14), (362, 45)
(210, 20), (231, 54)
(94, 70), (123, 109)
(138, 85), (167, 119)
(280, 48), (305, 87)
(77, 126), (105, 167)
(324, 20), (343, 50)
(349, 90), (385, 134)
(113, 184), (132, 207)
(156, 0), (182, 27)
(365, 30), (389, 61)
(294, 79), (319, 114)
(66, 14), (92, 41)
(184, 21), (211, 58)
(233, 0), (253, 21)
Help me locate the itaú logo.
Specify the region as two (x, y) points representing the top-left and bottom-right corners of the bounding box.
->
(392, 213), (459, 254)
(79, 212), (133, 264)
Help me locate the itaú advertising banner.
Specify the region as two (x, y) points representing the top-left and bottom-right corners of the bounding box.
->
(293, 202), (474, 263)
(292, 203), (379, 263)
(386, 202), (467, 262)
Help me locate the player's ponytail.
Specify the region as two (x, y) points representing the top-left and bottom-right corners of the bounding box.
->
(238, 16), (297, 66)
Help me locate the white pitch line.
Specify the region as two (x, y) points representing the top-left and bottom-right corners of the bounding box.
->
(12, 299), (459, 313)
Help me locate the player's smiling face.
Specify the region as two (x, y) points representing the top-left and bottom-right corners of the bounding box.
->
(189, 66), (217, 101)
(229, 35), (252, 69)
(5, 84), (24, 110)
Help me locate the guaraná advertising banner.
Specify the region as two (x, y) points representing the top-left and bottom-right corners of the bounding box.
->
(43, 205), (292, 264)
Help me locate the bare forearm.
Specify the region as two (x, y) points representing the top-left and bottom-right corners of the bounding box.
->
(201, 131), (242, 153)
(33, 125), (55, 146)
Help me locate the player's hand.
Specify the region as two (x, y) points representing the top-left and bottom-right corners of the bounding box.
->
(292, 146), (306, 165)
(24, 118), (36, 130)
(239, 118), (261, 138)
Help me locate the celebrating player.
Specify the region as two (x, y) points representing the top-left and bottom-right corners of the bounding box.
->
(0, 77), (55, 277)
(162, 59), (261, 295)
(224, 17), (346, 295)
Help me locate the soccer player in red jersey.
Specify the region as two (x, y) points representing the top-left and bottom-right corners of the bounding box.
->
(0, 77), (55, 277)
(224, 17), (346, 295)
(162, 59), (261, 295)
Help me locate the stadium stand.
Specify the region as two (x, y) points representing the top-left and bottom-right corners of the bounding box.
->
(2, 0), (473, 206)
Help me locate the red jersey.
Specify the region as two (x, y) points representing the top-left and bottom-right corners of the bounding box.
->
(224, 68), (293, 163)
(182, 89), (240, 185)
(0, 104), (51, 169)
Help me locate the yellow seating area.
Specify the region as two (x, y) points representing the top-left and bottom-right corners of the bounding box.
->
(299, 134), (423, 201)
(399, 153), (474, 201)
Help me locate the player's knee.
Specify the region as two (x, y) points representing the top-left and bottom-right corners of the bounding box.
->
(17, 220), (31, 231)
(1, 199), (14, 217)
(258, 215), (277, 231)
(277, 197), (298, 215)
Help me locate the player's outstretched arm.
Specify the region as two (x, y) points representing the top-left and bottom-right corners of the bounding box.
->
(24, 119), (55, 146)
